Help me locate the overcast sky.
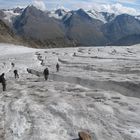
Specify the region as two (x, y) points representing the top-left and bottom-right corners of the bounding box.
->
(0, 0), (140, 14)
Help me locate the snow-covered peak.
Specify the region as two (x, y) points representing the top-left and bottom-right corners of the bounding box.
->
(135, 15), (140, 21)
(48, 9), (67, 19)
(13, 7), (24, 14)
(55, 9), (67, 17)
(62, 12), (72, 22)
(87, 10), (116, 23)
(100, 12), (116, 22)
(87, 10), (107, 23)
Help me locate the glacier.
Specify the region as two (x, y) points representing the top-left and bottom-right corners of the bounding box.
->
(0, 43), (140, 140)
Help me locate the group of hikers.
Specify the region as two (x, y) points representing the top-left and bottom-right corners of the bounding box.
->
(0, 69), (19, 91)
(43, 63), (59, 80)
(0, 62), (60, 91)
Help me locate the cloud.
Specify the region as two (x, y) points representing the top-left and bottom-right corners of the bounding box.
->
(97, 3), (138, 15)
(33, 0), (46, 11)
(95, 3), (138, 15)
(67, 2), (139, 15)
(117, 0), (136, 4)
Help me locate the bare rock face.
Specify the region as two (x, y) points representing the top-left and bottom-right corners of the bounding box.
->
(0, 19), (39, 47)
(14, 6), (75, 48)
(78, 131), (92, 140)
(0, 19), (15, 42)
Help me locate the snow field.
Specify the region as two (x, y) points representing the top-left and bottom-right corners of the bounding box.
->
(0, 43), (140, 140)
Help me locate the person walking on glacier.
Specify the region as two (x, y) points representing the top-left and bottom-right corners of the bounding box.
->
(14, 70), (19, 79)
(43, 67), (49, 80)
(11, 62), (15, 67)
(56, 63), (60, 72)
(0, 73), (6, 91)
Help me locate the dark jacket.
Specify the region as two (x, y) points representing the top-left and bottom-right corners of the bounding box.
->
(14, 70), (18, 74)
(0, 73), (6, 84)
(43, 68), (49, 75)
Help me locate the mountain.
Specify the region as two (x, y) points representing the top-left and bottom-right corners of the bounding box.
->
(0, 6), (140, 47)
(0, 19), (41, 47)
(87, 10), (116, 23)
(0, 19), (19, 43)
(112, 34), (140, 46)
(0, 10), (5, 19)
(101, 12), (116, 23)
(13, 7), (24, 14)
(0, 7), (22, 28)
(63, 9), (108, 46)
(13, 7), (109, 47)
(103, 14), (140, 43)
(14, 6), (74, 47)
(48, 9), (67, 19)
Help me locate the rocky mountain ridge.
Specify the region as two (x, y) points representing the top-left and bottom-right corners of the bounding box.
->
(0, 6), (140, 47)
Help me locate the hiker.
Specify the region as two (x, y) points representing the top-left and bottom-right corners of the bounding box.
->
(14, 70), (19, 79)
(11, 62), (15, 67)
(27, 68), (31, 73)
(43, 68), (49, 80)
(73, 52), (76, 56)
(0, 73), (6, 91)
(56, 63), (60, 72)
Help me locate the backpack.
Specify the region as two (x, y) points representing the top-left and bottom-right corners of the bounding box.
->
(14, 70), (17, 74)
(0, 75), (4, 83)
(0, 76), (2, 83)
(44, 68), (49, 75)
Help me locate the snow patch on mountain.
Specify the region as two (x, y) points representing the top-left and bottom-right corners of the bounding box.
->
(48, 9), (67, 19)
(3, 10), (21, 23)
(135, 15), (140, 21)
(87, 10), (106, 22)
(48, 11), (61, 19)
(63, 12), (72, 21)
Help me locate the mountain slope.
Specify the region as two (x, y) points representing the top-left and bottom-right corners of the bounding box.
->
(0, 19), (19, 43)
(1, 6), (140, 47)
(103, 14), (140, 43)
(63, 9), (108, 46)
(112, 34), (140, 46)
(14, 6), (75, 47)
(0, 19), (42, 48)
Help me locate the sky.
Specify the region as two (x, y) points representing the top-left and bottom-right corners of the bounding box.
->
(0, 0), (140, 15)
